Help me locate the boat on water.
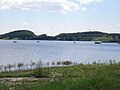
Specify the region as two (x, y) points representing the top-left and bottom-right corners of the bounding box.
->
(94, 41), (101, 44)
(13, 41), (18, 43)
(37, 41), (40, 43)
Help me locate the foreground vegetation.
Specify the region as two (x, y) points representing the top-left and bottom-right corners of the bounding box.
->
(0, 62), (120, 90)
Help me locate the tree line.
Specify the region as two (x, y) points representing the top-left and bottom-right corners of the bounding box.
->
(0, 30), (120, 42)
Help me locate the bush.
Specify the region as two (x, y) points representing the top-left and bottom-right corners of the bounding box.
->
(61, 61), (72, 65)
(33, 68), (48, 78)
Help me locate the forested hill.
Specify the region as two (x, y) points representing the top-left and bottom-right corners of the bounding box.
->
(0, 30), (36, 40)
(56, 31), (108, 41)
(0, 30), (56, 40)
(0, 30), (120, 42)
(55, 31), (120, 42)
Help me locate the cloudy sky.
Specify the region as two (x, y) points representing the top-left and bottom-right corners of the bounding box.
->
(0, 0), (120, 35)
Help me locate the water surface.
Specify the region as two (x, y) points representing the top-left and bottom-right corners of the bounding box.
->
(0, 40), (120, 65)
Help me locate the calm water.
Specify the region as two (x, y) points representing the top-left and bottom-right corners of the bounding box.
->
(0, 40), (120, 65)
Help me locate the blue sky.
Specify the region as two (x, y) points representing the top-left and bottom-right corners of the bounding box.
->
(0, 0), (120, 35)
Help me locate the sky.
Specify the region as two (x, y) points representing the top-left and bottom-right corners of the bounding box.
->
(0, 0), (120, 36)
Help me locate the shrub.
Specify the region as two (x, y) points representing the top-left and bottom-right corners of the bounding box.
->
(33, 68), (48, 78)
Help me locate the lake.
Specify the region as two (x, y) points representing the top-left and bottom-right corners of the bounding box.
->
(0, 40), (120, 65)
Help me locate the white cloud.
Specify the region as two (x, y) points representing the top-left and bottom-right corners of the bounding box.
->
(79, 0), (101, 4)
(81, 7), (87, 11)
(0, 0), (101, 13)
(0, 0), (79, 13)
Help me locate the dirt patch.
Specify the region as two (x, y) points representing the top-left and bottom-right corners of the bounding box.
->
(0, 77), (51, 82)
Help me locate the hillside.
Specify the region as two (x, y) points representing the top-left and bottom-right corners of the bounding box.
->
(0, 30), (120, 42)
(55, 31), (120, 42)
(0, 30), (36, 40)
(55, 31), (108, 41)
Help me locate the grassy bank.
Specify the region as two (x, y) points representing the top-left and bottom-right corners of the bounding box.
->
(0, 63), (120, 90)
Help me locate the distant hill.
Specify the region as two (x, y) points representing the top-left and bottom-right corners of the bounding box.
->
(0, 30), (120, 42)
(0, 30), (36, 40)
(30, 34), (56, 40)
(55, 31), (108, 41)
(55, 31), (120, 42)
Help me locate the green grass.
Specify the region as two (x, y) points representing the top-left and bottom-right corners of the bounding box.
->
(0, 64), (120, 90)
(0, 70), (33, 78)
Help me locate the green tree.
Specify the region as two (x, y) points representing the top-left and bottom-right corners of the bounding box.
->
(17, 63), (24, 70)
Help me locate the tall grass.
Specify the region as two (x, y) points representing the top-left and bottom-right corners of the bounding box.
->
(0, 62), (119, 90)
